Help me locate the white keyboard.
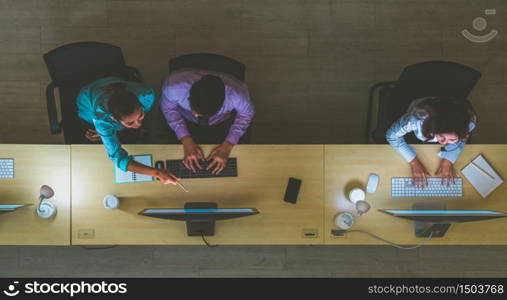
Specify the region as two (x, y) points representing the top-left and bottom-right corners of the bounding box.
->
(391, 177), (462, 197)
(0, 158), (14, 179)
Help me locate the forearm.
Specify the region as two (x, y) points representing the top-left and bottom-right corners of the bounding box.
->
(127, 160), (159, 177)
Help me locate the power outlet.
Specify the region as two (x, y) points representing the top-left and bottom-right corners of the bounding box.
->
(302, 228), (318, 238)
(78, 229), (95, 239)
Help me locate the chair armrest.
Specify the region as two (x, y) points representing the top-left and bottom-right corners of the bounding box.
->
(366, 81), (397, 143)
(46, 82), (61, 134)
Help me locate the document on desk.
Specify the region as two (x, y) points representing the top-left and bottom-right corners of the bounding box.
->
(461, 155), (503, 198)
(114, 154), (154, 184)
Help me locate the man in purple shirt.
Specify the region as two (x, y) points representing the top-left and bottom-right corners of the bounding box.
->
(160, 68), (255, 174)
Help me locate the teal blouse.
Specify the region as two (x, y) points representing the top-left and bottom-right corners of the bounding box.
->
(76, 77), (155, 171)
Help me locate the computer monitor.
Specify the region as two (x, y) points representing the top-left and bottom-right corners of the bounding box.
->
(138, 202), (259, 236)
(379, 203), (507, 237)
(0, 204), (32, 214)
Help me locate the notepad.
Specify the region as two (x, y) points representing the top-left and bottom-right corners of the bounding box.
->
(114, 154), (154, 184)
(461, 155), (503, 198)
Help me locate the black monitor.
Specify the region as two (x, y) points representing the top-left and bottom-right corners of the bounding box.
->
(379, 203), (507, 237)
(138, 202), (259, 236)
(0, 204), (32, 214)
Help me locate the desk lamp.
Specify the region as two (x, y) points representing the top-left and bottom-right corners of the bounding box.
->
(37, 185), (57, 219)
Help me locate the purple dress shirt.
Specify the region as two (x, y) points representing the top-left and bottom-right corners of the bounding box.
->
(160, 68), (255, 144)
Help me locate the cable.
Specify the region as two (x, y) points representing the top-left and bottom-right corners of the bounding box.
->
(80, 245), (119, 251)
(333, 230), (433, 250)
(200, 232), (218, 248)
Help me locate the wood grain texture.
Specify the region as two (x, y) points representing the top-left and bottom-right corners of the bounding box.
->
(0, 145), (71, 245)
(325, 145), (507, 245)
(71, 145), (324, 245)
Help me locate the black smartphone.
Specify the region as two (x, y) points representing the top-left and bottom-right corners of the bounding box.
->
(284, 177), (302, 204)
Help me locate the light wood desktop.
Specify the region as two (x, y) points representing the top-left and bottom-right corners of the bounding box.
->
(325, 145), (507, 245)
(71, 145), (324, 245)
(0, 145), (71, 245)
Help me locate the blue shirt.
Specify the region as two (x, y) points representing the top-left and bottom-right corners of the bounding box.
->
(76, 77), (155, 171)
(386, 99), (476, 164)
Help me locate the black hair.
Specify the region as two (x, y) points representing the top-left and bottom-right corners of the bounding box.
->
(106, 83), (140, 121)
(419, 96), (476, 142)
(189, 75), (225, 116)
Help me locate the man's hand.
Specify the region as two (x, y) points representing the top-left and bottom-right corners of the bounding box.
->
(409, 157), (431, 188)
(85, 129), (101, 142)
(435, 159), (457, 186)
(181, 136), (205, 173)
(206, 141), (234, 175)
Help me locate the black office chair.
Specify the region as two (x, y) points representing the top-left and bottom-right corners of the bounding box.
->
(366, 61), (481, 144)
(167, 53), (252, 143)
(43, 42), (143, 144)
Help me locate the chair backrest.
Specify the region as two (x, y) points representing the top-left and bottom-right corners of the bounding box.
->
(43, 42), (135, 144)
(168, 53), (246, 82)
(372, 61), (481, 143)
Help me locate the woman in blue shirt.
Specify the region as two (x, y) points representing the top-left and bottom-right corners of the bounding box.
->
(386, 96), (476, 188)
(77, 76), (179, 185)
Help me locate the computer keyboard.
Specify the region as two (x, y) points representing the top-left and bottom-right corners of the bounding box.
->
(0, 158), (14, 179)
(391, 177), (463, 197)
(166, 158), (237, 179)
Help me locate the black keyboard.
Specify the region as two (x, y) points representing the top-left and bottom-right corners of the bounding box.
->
(166, 158), (237, 179)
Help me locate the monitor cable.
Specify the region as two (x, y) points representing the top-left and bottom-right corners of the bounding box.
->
(332, 230), (433, 250)
(200, 232), (218, 248)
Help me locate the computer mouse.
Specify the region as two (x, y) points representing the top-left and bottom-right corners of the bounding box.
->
(366, 173), (379, 194)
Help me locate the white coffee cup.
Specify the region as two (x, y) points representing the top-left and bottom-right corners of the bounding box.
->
(335, 212), (354, 230)
(103, 194), (119, 210)
(349, 188), (366, 204)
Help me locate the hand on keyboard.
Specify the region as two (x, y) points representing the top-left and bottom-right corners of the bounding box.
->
(435, 159), (457, 186)
(409, 158), (431, 188)
(206, 142), (234, 175)
(182, 136), (205, 173)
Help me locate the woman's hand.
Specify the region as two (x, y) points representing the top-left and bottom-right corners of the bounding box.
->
(206, 142), (233, 175)
(181, 136), (205, 173)
(154, 169), (180, 185)
(435, 159), (457, 186)
(85, 129), (101, 142)
(409, 157), (431, 188)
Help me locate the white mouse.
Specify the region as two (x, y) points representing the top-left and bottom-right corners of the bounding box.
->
(366, 173), (379, 194)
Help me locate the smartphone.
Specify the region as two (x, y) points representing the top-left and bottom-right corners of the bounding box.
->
(284, 177), (302, 204)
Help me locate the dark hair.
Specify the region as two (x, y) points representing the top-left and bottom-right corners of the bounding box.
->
(106, 83), (140, 120)
(189, 75), (225, 116)
(418, 96), (476, 142)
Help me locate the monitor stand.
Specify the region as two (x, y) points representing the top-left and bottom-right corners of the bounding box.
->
(185, 202), (216, 237)
(413, 203), (451, 238)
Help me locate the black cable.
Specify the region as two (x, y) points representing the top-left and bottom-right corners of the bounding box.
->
(80, 245), (119, 251)
(333, 230), (433, 250)
(200, 232), (218, 248)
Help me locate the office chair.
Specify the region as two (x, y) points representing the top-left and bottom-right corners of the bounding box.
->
(167, 53), (252, 143)
(43, 42), (143, 144)
(366, 61), (481, 144)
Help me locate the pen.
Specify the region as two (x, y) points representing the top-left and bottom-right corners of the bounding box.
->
(471, 162), (495, 180)
(176, 181), (189, 192)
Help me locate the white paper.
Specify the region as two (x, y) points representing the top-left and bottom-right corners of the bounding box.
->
(114, 155), (153, 184)
(461, 155), (503, 198)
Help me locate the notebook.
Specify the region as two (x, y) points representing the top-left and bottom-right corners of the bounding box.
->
(114, 154), (154, 184)
(461, 155), (503, 198)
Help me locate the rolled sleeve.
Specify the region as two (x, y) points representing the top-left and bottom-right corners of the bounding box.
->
(93, 119), (132, 171)
(386, 114), (418, 162)
(225, 87), (255, 144)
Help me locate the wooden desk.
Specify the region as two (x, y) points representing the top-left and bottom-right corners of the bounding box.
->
(71, 145), (324, 245)
(0, 145), (71, 245)
(325, 145), (507, 245)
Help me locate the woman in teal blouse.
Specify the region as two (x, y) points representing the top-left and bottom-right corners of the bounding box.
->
(77, 76), (179, 184)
